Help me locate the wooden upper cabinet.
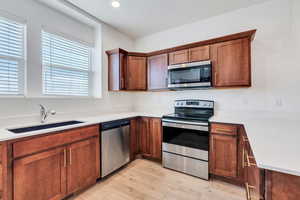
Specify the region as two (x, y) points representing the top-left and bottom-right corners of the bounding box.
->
(149, 118), (162, 160)
(13, 147), (67, 200)
(211, 38), (251, 87)
(67, 137), (100, 194)
(210, 133), (238, 178)
(127, 56), (147, 90)
(169, 49), (189, 65)
(107, 49), (127, 91)
(148, 54), (168, 90)
(189, 45), (210, 62)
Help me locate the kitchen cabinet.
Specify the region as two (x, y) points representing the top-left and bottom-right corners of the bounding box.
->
(189, 45), (210, 62)
(244, 140), (265, 200)
(265, 170), (300, 200)
(139, 117), (151, 156)
(139, 117), (162, 160)
(107, 30), (255, 91)
(1, 125), (100, 200)
(149, 118), (162, 160)
(67, 137), (100, 194)
(127, 56), (147, 90)
(210, 133), (237, 178)
(147, 54), (168, 90)
(130, 118), (139, 161)
(211, 38), (251, 87)
(169, 49), (189, 65)
(107, 48), (127, 91)
(13, 147), (67, 200)
(210, 123), (251, 185)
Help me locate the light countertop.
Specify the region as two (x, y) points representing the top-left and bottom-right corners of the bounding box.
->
(210, 111), (300, 177)
(0, 110), (299, 177)
(0, 111), (165, 142)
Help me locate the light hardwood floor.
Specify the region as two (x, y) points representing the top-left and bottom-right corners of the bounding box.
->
(69, 159), (245, 200)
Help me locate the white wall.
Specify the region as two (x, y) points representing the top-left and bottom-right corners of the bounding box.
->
(0, 0), (135, 125)
(133, 0), (300, 114)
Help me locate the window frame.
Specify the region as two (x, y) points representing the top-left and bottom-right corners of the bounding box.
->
(41, 29), (93, 98)
(0, 14), (26, 97)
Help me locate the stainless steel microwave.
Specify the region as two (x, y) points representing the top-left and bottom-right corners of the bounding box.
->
(168, 61), (212, 89)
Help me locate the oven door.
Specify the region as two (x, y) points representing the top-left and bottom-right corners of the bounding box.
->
(168, 61), (212, 88)
(162, 120), (209, 160)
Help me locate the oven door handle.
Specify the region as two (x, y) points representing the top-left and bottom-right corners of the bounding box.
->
(162, 122), (208, 131)
(162, 119), (208, 126)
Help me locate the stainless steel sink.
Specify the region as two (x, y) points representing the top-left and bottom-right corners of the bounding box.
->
(8, 120), (84, 134)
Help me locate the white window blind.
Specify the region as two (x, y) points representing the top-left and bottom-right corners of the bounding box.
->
(42, 31), (91, 96)
(0, 17), (25, 95)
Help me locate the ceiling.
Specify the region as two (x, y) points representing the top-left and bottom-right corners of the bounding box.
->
(38, 0), (269, 39)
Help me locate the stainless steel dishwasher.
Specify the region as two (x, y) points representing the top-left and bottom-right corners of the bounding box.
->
(101, 119), (130, 178)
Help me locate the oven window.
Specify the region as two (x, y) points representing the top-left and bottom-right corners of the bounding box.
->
(169, 66), (211, 84)
(163, 126), (209, 151)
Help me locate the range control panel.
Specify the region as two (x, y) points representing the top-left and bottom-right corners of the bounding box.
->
(175, 100), (214, 108)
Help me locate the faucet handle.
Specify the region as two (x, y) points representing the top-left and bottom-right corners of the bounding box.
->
(39, 104), (46, 111)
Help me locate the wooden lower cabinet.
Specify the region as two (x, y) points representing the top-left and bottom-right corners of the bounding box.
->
(138, 117), (162, 160)
(130, 118), (139, 161)
(210, 133), (237, 178)
(139, 117), (151, 156)
(67, 137), (100, 194)
(13, 147), (67, 200)
(149, 118), (162, 160)
(265, 171), (300, 200)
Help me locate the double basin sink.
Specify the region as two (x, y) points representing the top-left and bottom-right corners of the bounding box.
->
(8, 120), (84, 134)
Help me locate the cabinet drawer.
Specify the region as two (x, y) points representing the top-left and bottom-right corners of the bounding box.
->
(13, 125), (99, 158)
(211, 123), (238, 136)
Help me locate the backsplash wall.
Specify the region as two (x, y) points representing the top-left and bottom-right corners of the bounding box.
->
(133, 0), (300, 114)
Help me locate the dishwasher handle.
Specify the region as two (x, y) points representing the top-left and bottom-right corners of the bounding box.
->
(102, 119), (130, 131)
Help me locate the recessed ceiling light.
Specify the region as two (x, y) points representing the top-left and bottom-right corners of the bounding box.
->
(111, 0), (120, 8)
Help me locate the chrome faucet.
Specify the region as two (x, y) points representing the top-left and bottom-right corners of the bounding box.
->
(39, 104), (56, 123)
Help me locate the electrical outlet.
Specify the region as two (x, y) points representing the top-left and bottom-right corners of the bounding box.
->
(275, 98), (283, 107)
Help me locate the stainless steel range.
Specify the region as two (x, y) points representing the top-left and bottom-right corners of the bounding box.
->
(162, 99), (214, 180)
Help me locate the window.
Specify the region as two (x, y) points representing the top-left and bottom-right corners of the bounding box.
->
(42, 31), (92, 96)
(0, 16), (25, 95)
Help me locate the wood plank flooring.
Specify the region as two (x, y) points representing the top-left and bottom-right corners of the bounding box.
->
(68, 159), (245, 200)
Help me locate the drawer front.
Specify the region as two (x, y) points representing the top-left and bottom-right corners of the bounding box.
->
(163, 151), (208, 180)
(163, 143), (208, 161)
(211, 123), (237, 136)
(13, 125), (99, 158)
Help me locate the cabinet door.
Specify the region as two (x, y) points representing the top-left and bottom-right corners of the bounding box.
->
(189, 46), (210, 62)
(13, 147), (67, 200)
(211, 38), (251, 87)
(130, 118), (139, 161)
(108, 52), (127, 91)
(127, 56), (147, 90)
(210, 134), (237, 178)
(139, 118), (151, 156)
(67, 137), (100, 194)
(149, 118), (162, 160)
(148, 54), (168, 90)
(169, 49), (189, 65)
(245, 146), (265, 200)
(265, 171), (300, 200)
